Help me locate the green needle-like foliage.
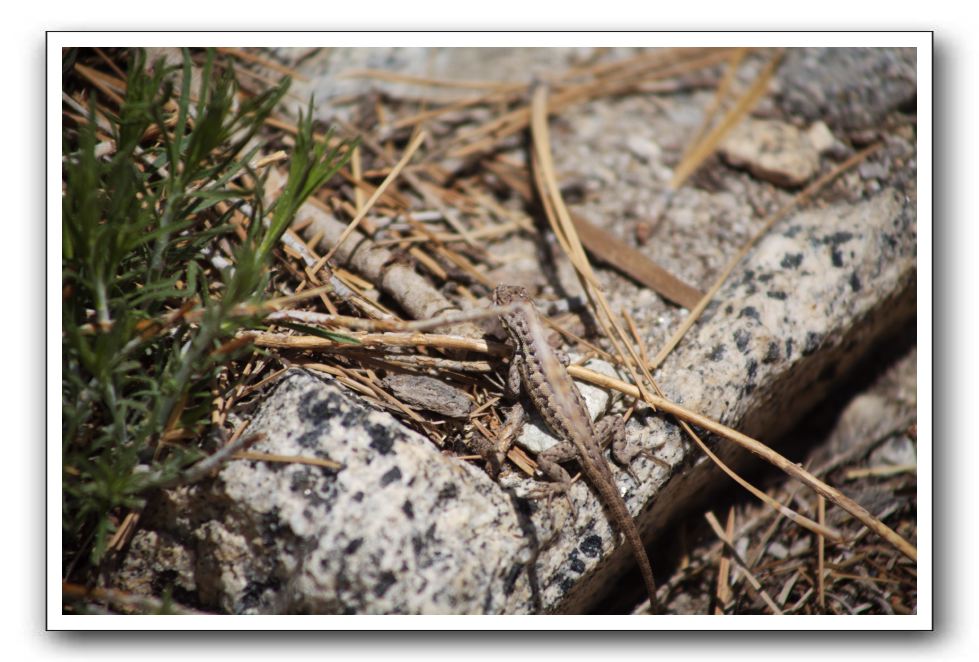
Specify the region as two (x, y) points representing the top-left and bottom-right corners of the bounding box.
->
(62, 48), (354, 576)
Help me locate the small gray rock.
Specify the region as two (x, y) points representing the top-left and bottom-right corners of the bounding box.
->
(719, 118), (821, 187)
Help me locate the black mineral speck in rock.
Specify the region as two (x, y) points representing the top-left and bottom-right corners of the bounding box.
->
(579, 534), (604, 558)
(379, 466), (402, 487)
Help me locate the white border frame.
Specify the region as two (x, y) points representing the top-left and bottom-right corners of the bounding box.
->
(48, 31), (931, 631)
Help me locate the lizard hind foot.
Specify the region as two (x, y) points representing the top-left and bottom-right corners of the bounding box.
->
(633, 441), (673, 473)
(622, 464), (641, 485)
(524, 480), (578, 521)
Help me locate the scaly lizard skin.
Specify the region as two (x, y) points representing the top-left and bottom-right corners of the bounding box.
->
(493, 285), (658, 610)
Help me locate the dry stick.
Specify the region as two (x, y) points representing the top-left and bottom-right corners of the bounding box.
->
(148, 432), (263, 490)
(818, 494), (827, 610)
(105, 511), (140, 554)
(73, 63), (126, 106)
(704, 511), (783, 614)
(285, 231), (374, 318)
(566, 364), (917, 562)
(620, 310), (655, 424)
(265, 300), (523, 338)
(301, 362), (377, 398)
(262, 282), (335, 310)
(714, 507), (735, 614)
(786, 588), (816, 614)
(670, 49), (784, 189)
(351, 144), (366, 214)
(340, 68), (525, 92)
(747, 487), (809, 569)
(843, 464), (917, 480)
(235, 366), (290, 400)
(62, 91), (109, 129)
(675, 47), (748, 169)
(318, 130), (427, 266)
(231, 451), (341, 470)
(392, 87), (518, 130)
(216, 47), (309, 81)
(563, 47), (732, 87)
(251, 150), (289, 169)
(250, 330), (505, 356)
(568, 212), (704, 309)
(402, 242), (450, 281)
(92, 47), (128, 80)
(650, 141), (883, 370)
(370, 353), (494, 374)
(776, 571), (802, 608)
(291, 201), (393, 311)
(330, 266), (401, 319)
(372, 220), (524, 247)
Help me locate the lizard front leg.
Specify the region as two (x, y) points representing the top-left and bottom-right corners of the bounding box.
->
(533, 440), (580, 518)
(505, 350), (524, 401)
(477, 353), (527, 470)
(473, 351), (526, 475)
(489, 401), (526, 470)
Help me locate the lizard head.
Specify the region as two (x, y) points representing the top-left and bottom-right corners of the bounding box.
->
(493, 285), (533, 339)
(492, 284), (530, 307)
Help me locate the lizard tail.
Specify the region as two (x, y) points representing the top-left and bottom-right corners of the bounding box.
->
(623, 522), (660, 614)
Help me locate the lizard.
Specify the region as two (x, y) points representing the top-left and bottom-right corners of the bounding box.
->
(492, 284), (659, 612)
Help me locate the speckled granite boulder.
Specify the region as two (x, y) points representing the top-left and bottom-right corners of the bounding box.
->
(121, 370), (535, 614)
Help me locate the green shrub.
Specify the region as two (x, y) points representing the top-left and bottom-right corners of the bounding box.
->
(62, 48), (354, 577)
